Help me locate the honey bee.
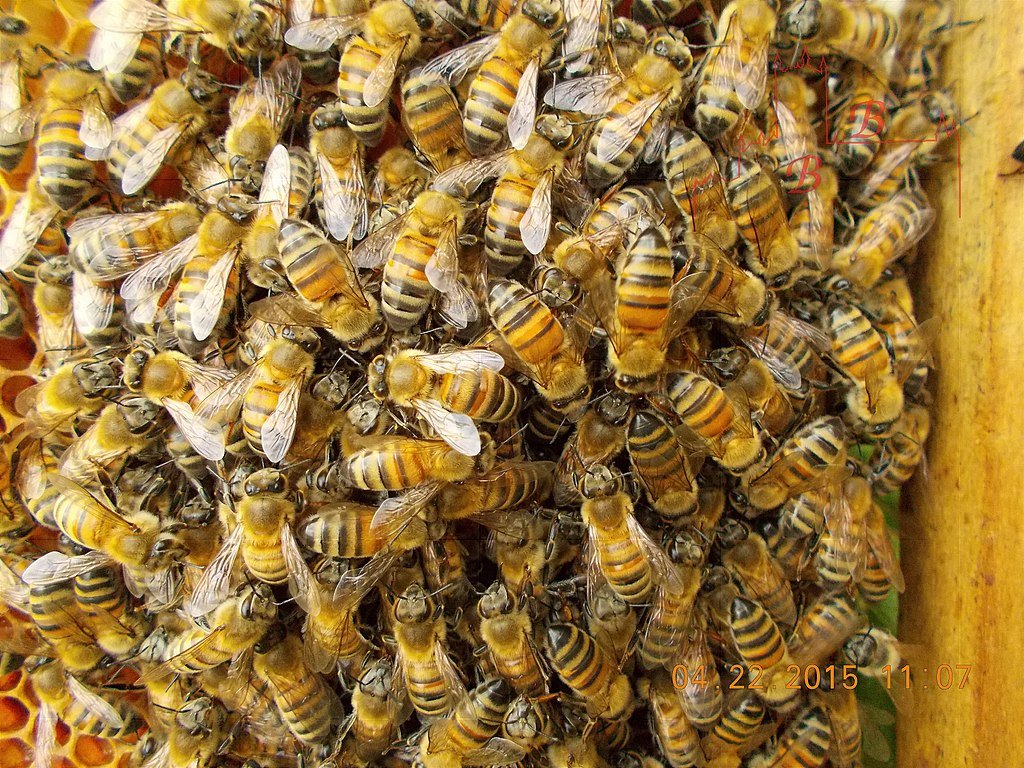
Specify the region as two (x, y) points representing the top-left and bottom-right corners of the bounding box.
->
(586, 581), (637, 666)
(352, 189), (477, 331)
(342, 658), (405, 765)
(31, 660), (140, 740)
(827, 60), (889, 176)
(695, 0), (775, 139)
(555, 391), (631, 504)
(787, 591), (865, 668)
(368, 348), (519, 456)
(832, 187), (935, 290)
(750, 704), (830, 767)
(544, 32), (693, 189)
(788, 164), (837, 280)
(162, 695), (231, 768)
(723, 530), (796, 628)
(20, 575), (105, 672)
(780, 0), (899, 68)
(826, 297), (904, 433)
(240, 145), (299, 292)
(645, 671), (704, 768)
(546, 622), (633, 720)
(402, 68), (472, 173)
(0, 24), (28, 172)
(307, 104), (369, 242)
(731, 357), (797, 437)
(459, 0), (563, 155)
(814, 684), (861, 768)
(870, 403), (929, 494)
(344, 434), (487, 493)
(812, 473), (870, 592)
(728, 595), (799, 711)
(765, 74), (821, 193)
(739, 308), (831, 392)
(548, 736), (611, 768)
(74, 564), (151, 658)
(86, 0), (201, 77)
(841, 626), (906, 684)
(418, 678), (523, 768)
(102, 32), (162, 103)
(502, 696), (556, 755)
(724, 158), (799, 290)
(392, 582), (466, 718)
(663, 127), (738, 250)
(700, 693), (766, 762)
(253, 626), (342, 747)
(59, 398), (163, 485)
(31, 256), (84, 369)
(0, 66), (111, 212)
(638, 544), (701, 670)
(626, 410), (700, 520)
(478, 580), (546, 696)
(18, 358), (116, 437)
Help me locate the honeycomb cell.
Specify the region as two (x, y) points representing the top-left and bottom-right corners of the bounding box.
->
(75, 735), (116, 767)
(0, 696), (29, 732)
(0, 672), (20, 693)
(0, 737), (29, 768)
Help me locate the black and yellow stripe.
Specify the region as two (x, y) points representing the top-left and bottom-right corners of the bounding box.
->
(664, 127), (737, 248)
(616, 225), (672, 332)
(105, 33), (161, 103)
(401, 72), (470, 173)
(464, 57), (521, 156)
(729, 595), (786, 668)
(279, 218), (353, 304)
(668, 372), (736, 441)
(38, 107), (93, 210)
(585, 91), (660, 190)
(338, 37), (388, 147)
(488, 279), (565, 366)
(627, 410), (698, 519)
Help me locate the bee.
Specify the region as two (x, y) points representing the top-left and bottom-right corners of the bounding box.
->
(666, 371), (763, 473)
(780, 0), (899, 68)
(555, 391), (631, 504)
(71, 271), (126, 351)
(700, 693), (765, 762)
(418, 678), (523, 768)
(18, 358), (116, 437)
(223, 57), (301, 194)
(240, 145), (301, 293)
(544, 32), (692, 189)
(368, 348), (519, 456)
(724, 158), (799, 290)
(728, 595), (799, 711)
(478, 580), (546, 696)
(586, 582), (637, 666)
(31, 661), (140, 739)
(825, 297), (903, 433)
(74, 565), (151, 658)
(86, 0), (201, 77)
(672, 630), (724, 729)
(502, 696), (556, 755)
(0, 19), (29, 172)
(104, 71), (220, 197)
(392, 582), (466, 718)
(739, 308), (831, 393)
(832, 187), (935, 290)
(645, 671), (704, 768)
(871, 403), (930, 494)
(0, 67), (111, 212)
(371, 146), (432, 212)
(752, 704), (831, 767)
(828, 61), (889, 176)
(626, 410), (700, 520)
(163, 696), (230, 768)
(788, 591), (865, 667)
(353, 189), (477, 331)
(788, 164), (837, 280)
(842, 626), (906, 684)
(342, 658), (405, 765)
(723, 530), (797, 628)
(231, 0), (288, 66)
(253, 626), (342, 747)
(102, 32), (162, 103)
(695, 0), (775, 139)
(637, 542), (701, 670)
(548, 736), (611, 768)
(459, 0), (563, 155)
(31, 255), (85, 370)
(343, 434), (488, 493)
(307, 104), (369, 242)
(58, 398), (163, 485)
(814, 684), (861, 768)
(546, 622), (633, 720)
(663, 127), (738, 250)
(765, 74), (822, 193)
(731, 357), (797, 437)
(402, 68), (472, 173)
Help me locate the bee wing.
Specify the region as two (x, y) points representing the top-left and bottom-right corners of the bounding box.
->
(318, 151), (368, 242)
(80, 95), (113, 156)
(421, 34), (500, 85)
(543, 73), (623, 114)
(88, 0), (202, 33)
(370, 483), (441, 534)
(519, 169), (553, 256)
(740, 331), (803, 391)
(67, 210), (168, 276)
(24, 551), (112, 588)
(413, 398), (481, 457)
(139, 741), (170, 768)
(772, 97), (813, 161)
(72, 272), (115, 338)
(189, 247), (237, 342)
(0, 99), (41, 145)
(121, 121), (189, 195)
(183, 525), (242, 619)
(137, 625), (230, 683)
(418, 349), (506, 374)
(597, 91), (668, 164)
(438, 279), (479, 329)
(33, 704), (56, 768)
(283, 525), (321, 613)
(260, 144), (291, 226)
(431, 151), (513, 197)
(0, 61), (22, 117)
(851, 144), (916, 206)
(234, 59), (300, 138)
(284, 13), (366, 52)
(121, 232), (198, 321)
(865, 502), (904, 593)
(66, 674), (125, 728)
(289, 0), (313, 24)
(262, 375), (305, 463)
(248, 292), (331, 328)
(332, 549), (401, 605)
(774, 310), (831, 352)
(0, 195), (58, 272)
(562, 0), (601, 76)
(176, 359), (238, 401)
(364, 38), (406, 108)
(664, 270), (710, 341)
(730, 28), (768, 110)
(350, 210), (407, 268)
(47, 474), (139, 533)
(433, 637), (467, 703)
(866, 195), (935, 264)
(161, 398), (228, 461)
(88, 27), (142, 75)
(192, 364), (260, 425)
(425, 221), (460, 292)
(461, 739), (527, 767)
(508, 58), (540, 151)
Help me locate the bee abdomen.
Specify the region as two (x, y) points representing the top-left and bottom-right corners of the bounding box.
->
(464, 58), (520, 156)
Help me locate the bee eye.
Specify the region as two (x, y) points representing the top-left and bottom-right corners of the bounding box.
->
(244, 483), (257, 495)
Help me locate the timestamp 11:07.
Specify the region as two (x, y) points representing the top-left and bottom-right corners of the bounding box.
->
(884, 664), (972, 690)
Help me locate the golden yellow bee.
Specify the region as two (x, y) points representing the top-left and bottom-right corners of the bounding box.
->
(646, 671), (704, 768)
(418, 679), (523, 768)
(402, 68), (472, 173)
(341, 658), (405, 765)
(780, 0), (899, 68)
(663, 127), (738, 250)
(478, 580), (546, 696)
(546, 621), (633, 720)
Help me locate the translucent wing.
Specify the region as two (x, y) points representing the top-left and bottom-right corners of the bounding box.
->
(72, 272), (116, 338)
(413, 398), (481, 456)
(418, 349), (506, 374)
(318, 150), (368, 241)
(122, 122), (188, 195)
(66, 674), (125, 728)
(88, 0), (202, 33)
(192, 364), (260, 424)
(507, 58), (539, 151)
(643, 112), (673, 164)
(120, 233), (199, 322)
(431, 151), (513, 197)
(370, 483), (441, 534)
(21, 550), (112, 585)
(596, 91), (667, 164)
(283, 525), (320, 613)
(350, 210), (407, 268)
(189, 247), (237, 342)
(562, 0), (601, 77)
(260, 144), (291, 225)
(425, 220), (460, 292)
(728, 25), (768, 110)
(438, 279), (479, 329)
(68, 210), (183, 279)
(519, 170), (552, 255)
(0, 195), (58, 271)
(248, 292), (331, 328)
(184, 525), (242, 618)
(421, 35), (499, 84)
(865, 500), (904, 593)
(364, 39), (405, 108)
(177, 358), (237, 401)
(433, 637), (467, 704)
(48, 474), (139, 534)
(262, 376), (304, 463)
(0, 100), (41, 145)
(89, 27), (142, 74)
(773, 97), (813, 161)
(80, 96), (113, 154)
(0, 60), (22, 116)
(284, 14), (366, 52)
(289, 0), (314, 24)
(162, 398), (228, 461)
(862, 194), (935, 265)
(543, 74), (622, 114)
(33, 704), (56, 768)
(463, 741), (527, 767)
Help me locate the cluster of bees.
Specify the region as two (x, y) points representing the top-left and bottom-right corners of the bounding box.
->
(0, 0), (958, 765)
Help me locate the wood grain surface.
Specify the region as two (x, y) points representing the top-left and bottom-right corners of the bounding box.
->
(900, 1), (1024, 764)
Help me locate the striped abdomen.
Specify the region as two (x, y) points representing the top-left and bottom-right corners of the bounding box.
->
(729, 596), (786, 668)
(242, 378), (286, 458)
(37, 107), (92, 210)
(73, 567), (126, 617)
(583, 503), (652, 604)
(338, 37), (387, 146)
(300, 505), (382, 558)
(616, 225), (672, 332)
(703, 695), (764, 756)
(726, 160), (789, 256)
(174, 255), (237, 354)
(437, 369), (519, 422)
(487, 279), (564, 366)
(827, 303), (889, 381)
(640, 587), (696, 667)
(768, 419), (845, 491)
(585, 92), (658, 189)
(382, 231), (434, 330)
(664, 127), (734, 239)
(105, 33), (161, 103)
(344, 440), (436, 490)
(444, 679), (513, 754)
(397, 624), (454, 717)
(107, 117), (159, 190)
(484, 175), (535, 275)
(463, 56), (522, 156)
(260, 664), (335, 745)
(668, 372), (735, 441)
(545, 624), (616, 698)
(401, 73), (470, 172)
(627, 411), (696, 517)
(279, 218), (351, 303)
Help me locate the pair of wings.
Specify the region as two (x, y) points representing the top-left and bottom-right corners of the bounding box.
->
(316, 144), (370, 243)
(0, 87), (111, 155)
(87, 0), (202, 75)
(351, 204), (478, 329)
(703, 2), (771, 113)
(0, 187), (60, 274)
(738, 308), (832, 391)
(33, 675), (130, 768)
